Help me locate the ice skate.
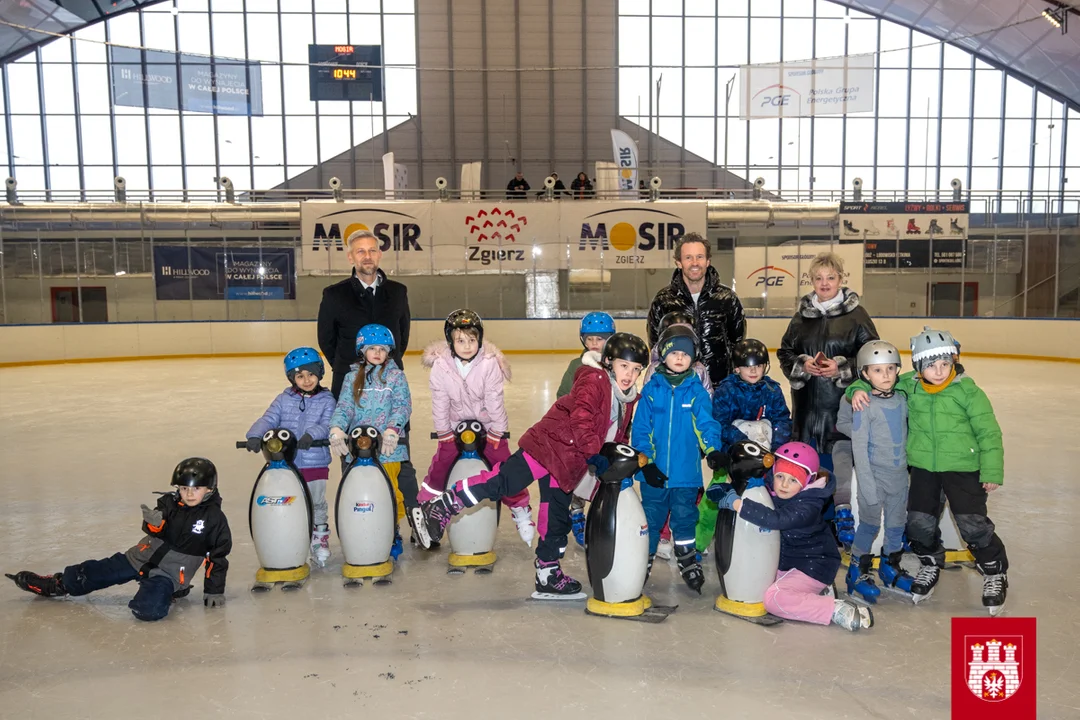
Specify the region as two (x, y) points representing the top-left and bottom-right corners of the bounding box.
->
(911, 555), (942, 604)
(845, 554), (881, 605)
(878, 551), (915, 596)
(886, 219), (898, 233)
(832, 599), (874, 631)
(511, 505), (537, 544)
(531, 559), (586, 601)
(6, 571), (66, 597)
(677, 549), (705, 594)
(310, 524), (331, 568)
(843, 219), (859, 236)
(408, 507), (438, 549)
(864, 219), (881, 235)
(927, 219), (943, 235)
(950, 218), (965, 235)
(420, 489), (465, 546)
(979, 561), (1008, 616)
(655, 537), (674, 561)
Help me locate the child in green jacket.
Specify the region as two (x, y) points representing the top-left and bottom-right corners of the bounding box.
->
(848, 326), (1008, 616)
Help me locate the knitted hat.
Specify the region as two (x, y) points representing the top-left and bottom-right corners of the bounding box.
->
(659, 334), (696, 361)
(773, 458), (811, 488)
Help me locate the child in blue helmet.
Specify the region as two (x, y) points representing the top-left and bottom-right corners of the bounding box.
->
(329, 324), (413, 560)
(557, 312), (615, 398)
(558, 312), (616, 546)
(246, 347), (337, 567)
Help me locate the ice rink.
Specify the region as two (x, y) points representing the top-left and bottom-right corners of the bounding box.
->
(1, 353), (1078, 719)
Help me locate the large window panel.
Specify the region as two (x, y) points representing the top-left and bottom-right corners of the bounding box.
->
(750, 18), (781, 65)
(973, 70), (1002, 117)
(940, 119), (970, 166)
(971, 119), (1001, 166)
(118, 166), (150, 194)
(183, 116), (217, 165)
(385, 68), (419, 116)
(80, 116), (115, 166)
(152, 166), (184, 192)
(877, 22), (910, 69)
(656, 68), (683, 117)
(384, 14), (418, 65)
(658, 116), (683, 146)
(10, 117), (44, 164)
(315, 14), (348, 44)
(283, 66), (317, 116)
(876, 119), (907, 165)
(844, 118), (875, 167)
(782, 18), (813, 62)
(651, 17), (682, 66)
(251, 116), (285, 166)
(716, 18), (747, 66)
(749, 118), (780, 166)
(877, 69), (909, 117)
(348, 13), (383, 45)
(876, 167), (904, 193)
(1004, 76), (1033, 118)
(212, 13), (248, 59)
(685, 0), (716, 16)
(41, 64), (76, 114)
(143, 11), (177, 52)
(40, 37), (72, 64)
(45, 116), (78, 166)
(178, 12), (212, 56)
(848, 19), (879, 56)
(652, 0), (683, 17)
(318, 116), (351, 161)
(909, 32), (940, 70)
(245, 13), (281, 62)
(7, 62), (41, 115)
(718, 118), (748, 168)
(812, 118), (843, 166)
(14, 166), (45, 192)
(286, 116), (318, 165)
(619, 67), (650, 116)
(941, 69), (971, 118)
(620, 16), (650, 65)
(217, 116), (251, 165)
(115, 117), (149, 165)
(49, 167), (81, 194)
(910, 69), (940, 118)
(149, 115), (182, 165)
(684, 17), (715, 67)
(1002, 118), (1033, 166)
(684, 117), (715, 163)
(75, 64), (112, 114)
(684, 68), (715, 116)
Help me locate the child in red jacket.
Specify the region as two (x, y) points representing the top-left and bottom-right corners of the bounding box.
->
(417, 333), (663, 599)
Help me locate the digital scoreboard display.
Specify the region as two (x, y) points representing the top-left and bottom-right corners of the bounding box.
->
(308, 44), (383, 102)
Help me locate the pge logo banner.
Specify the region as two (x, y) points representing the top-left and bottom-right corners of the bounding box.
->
(951, 617), (1036, 720)
(430, 203), (560, 272)
(561, 201), (708, 270)
(740, 55), (874, 119)
(733, 243), (864, 308)
(153, 246), (295, 301)
(300, 201), (432, 274)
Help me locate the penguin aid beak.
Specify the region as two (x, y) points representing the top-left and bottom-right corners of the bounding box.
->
(762, 453), (775, 469)
(636, 453), (648, 468)
(355, 436), (373, 450)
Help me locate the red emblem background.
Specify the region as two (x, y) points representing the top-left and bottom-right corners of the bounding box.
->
(951, 617), (1036, 720)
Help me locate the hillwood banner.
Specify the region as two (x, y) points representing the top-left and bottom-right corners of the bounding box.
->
(300, 200), (708, 273)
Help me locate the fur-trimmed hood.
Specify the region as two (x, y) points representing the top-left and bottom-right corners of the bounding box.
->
(797, 288), (862, 319)
(421, 340), (511, 381)
(582, 350), (603, 369)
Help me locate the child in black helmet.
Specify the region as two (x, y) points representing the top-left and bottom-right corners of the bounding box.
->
(6, 458), (232, 621)
(417, 332), (661, 600)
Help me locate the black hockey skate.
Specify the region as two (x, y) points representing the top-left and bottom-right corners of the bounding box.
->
(677, 549), (705, 594)
(911, 556), (941, 604)
(6, 571), (67, 597)
(978, 561), (1008, 616)
(531, 559), (586, 601)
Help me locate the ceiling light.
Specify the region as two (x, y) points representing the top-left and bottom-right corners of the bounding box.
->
(1043, 9), (1062, 28)
(1042, 5), (1068, 34)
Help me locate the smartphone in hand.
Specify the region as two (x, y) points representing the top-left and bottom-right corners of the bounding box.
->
(813, 351), (828, 366)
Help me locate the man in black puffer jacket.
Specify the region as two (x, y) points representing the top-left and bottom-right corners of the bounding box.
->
(317, 230), (411, 400)
(646, 233), (746, 387)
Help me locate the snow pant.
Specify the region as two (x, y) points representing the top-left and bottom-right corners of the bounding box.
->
(396, 433), (421, 511)
(851, 464), (909, 558)
(907, 468), (1008, 570)
(695, 469), (729, 551)
(763, 568), (834, 626)
(341, 458), (406, 523)
(62, 552), (174, 622)
(452, 449), (565, 562)
(641, 485), (700, 557)
(300, 467), (329, 526)
(419, 439), (529, 510)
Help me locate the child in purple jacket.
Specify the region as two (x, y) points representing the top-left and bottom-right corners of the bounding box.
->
(246, 347), (336, 567)
(419, 310), (535, 544)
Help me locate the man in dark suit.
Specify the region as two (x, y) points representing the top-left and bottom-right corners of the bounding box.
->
(317, 229), (423, 539)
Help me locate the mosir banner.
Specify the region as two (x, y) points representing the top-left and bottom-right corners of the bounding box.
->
(430, 202), (560, 273)
(740, 55), (875, 119)
(559, 201), (708, 270)
(300, 201), (433, 274)
(733, 243), (864, 311)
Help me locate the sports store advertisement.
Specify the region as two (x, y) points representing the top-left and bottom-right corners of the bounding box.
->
(733, 244), (864, 306)
(153, 246), (295, 300)
(839, 201), (970, 239)
(300, 201), (707, 273)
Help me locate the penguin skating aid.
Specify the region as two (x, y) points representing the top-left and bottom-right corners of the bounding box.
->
(335, 426), (398, 587)
(584, 442), (677, 622)
(438, 420), (500, 575)
(713, 441), (783, 626)
(237, 429), (326, 592)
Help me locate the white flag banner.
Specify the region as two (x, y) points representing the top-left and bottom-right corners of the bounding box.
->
(382, 152), (396, 200)
(594, 161), (619, 198)
(394, 163), (408, 194)
(460, 161), (482, 200)
(740, 55), (875, 119)
(610, 129), (639, 199)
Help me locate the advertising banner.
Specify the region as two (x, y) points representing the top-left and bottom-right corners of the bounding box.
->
(110, 47), (263, 116)
(610, 129), (640, 198)
(840, 200), (970, 240)
(740, 55), (874, 119)
(300, 201), (433, 274)
(153, 246), (295, 300)
(733, 243), (864, 309)
(430, 202), (560, 273)
(863, 238), (965, 269)
(559, 201), (708, 270)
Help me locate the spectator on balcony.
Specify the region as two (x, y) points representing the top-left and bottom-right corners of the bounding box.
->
(506, 171), (530, 200)
(571, 172), (594, 199)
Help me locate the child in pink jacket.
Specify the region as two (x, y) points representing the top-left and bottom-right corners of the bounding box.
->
(419, 310), (536, 544)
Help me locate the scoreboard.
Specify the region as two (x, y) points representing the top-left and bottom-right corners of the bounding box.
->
(308, 44), (383, 102)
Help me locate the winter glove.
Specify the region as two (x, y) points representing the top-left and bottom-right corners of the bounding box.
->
(705, 482), (733, 503)
(329, 428), (349, 457)
(140, 504), (163, 528)
(297, 433), (315, 450)
(245, 436), (262, 453)
(641, 463), (668, 489)
(204, 593), (225, 608)
(381, 429), (400, 455)
(716, 489), (740, 511)
(705, 450), (730, 471)
(586, 454), (610, 477)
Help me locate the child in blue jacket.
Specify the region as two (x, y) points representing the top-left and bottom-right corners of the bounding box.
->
(246, 347), (336, 567)
(699, 338), (793, 550)
(631, 325), (727, 594)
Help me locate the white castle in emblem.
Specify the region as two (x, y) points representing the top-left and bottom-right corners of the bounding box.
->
(967, 639), (1020, 700)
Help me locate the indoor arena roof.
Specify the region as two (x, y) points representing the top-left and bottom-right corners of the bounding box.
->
(828, 0), (1080, 109)
(0, 0), (163, 65)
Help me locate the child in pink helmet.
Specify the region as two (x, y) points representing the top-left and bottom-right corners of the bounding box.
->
(709, 441), (872, 631)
